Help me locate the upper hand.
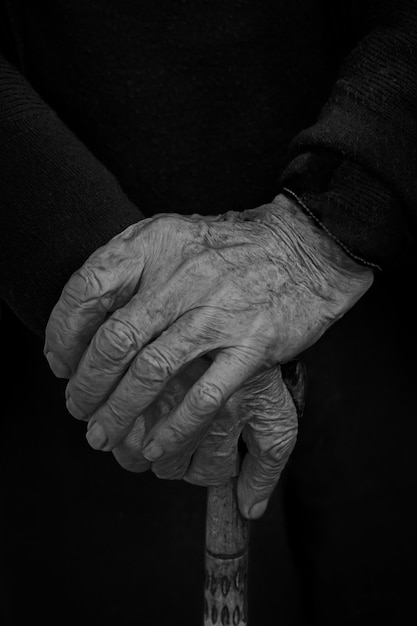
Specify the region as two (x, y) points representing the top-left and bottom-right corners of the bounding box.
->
(44, 193), (373, 469)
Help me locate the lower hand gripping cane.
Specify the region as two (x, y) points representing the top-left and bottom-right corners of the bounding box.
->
(203, 360), (307, 625)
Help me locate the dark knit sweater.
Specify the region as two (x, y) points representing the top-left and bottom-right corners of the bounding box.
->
(1, 0), (416, 336)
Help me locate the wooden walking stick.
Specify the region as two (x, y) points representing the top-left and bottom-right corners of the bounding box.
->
(203, 361), (306, 625)
(204, 477), (249, 626)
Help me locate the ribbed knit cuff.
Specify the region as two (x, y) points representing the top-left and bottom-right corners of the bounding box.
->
(279, 150), (412, 271)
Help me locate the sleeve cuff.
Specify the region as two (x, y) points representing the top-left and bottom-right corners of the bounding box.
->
(279, 150), (413, 271)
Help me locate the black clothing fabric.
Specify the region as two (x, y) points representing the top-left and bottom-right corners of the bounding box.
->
(1, 2), (417, 625)
(1, 1), (416, 335)
(2, 269), (416, 626)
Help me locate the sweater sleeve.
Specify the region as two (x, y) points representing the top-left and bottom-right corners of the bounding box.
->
(0, 55), (144, 337)
(279, 0), (417, 271)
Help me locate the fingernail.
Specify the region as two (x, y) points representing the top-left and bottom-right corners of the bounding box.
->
(86, 422), (109, 451)
(248, 499), (269, 520)
(66, 396), (86, 420)
(142, 440), (164, 461)
(45, 352), (71, 378)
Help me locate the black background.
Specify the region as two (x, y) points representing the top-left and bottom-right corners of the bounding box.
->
(2, 266), (416, 625)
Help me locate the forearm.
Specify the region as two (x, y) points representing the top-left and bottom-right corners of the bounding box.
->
(0, 55), (144, 336)
(279, 1), (417, 272)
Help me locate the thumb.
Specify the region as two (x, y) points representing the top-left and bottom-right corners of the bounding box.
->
(237, 366), (299, 519)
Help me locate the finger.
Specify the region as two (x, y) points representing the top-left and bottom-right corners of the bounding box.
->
(184, 406), (241, 486)
(113, 425), (193, 480)
(44, 222), (147, 377)
(148, 374), (211, 481)
(64, 248), (221, 421)
(113, 398), (206, 481)
(151, 453), (192, 481)
(111, 416), (151, 473)
(236, 368), (298, 520)
(111, 390), (195, 477)
(64, 292), (194, 422)
(79, 321), (211, 449)
(151, 428), (208, 481)
(185, 365), (287, 486)
(114, 409), (207, 482)
(45, 215), (226, 379)
(142, 347), (257, 462)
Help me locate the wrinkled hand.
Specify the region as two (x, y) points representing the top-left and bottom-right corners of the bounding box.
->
(113, 358), (300, 518)
(44, 192), (373, 490)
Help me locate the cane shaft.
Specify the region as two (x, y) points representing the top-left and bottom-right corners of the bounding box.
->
(203, 360), (306, 625)
(204, 478), (249, 625)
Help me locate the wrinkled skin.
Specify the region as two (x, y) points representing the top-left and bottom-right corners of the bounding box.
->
(114, 358), (298, 519)
(45, 193), (373, 517)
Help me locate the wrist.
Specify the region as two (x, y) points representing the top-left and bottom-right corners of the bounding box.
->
(235, 192), (374, 315)
(259, 192), (374, 279)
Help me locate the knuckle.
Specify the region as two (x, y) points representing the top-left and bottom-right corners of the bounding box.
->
(132, 346), (173, 387)
(266, 432), (297, 464)
(158, 215), (180, 229)
(67, 377), (100, 410)
(162, 421), (189, 447)
(148, 214), (180, 237)
(117, 220), (144, 242)
(105, 400), (132, 430)
(188, 381), (224, 416)
(93, 317), (138, 365)
(65, 266), (102, 305)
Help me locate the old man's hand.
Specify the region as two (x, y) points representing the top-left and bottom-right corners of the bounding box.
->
(44, 192), (373, 494)
(112, 359), (300, 519)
